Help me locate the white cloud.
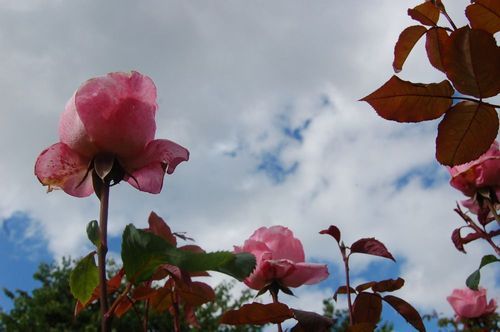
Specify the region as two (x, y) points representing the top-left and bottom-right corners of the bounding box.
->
(0, 0), (496, 319)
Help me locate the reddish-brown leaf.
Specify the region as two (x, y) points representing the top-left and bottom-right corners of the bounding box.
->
(178, 244), (206, 253)
(425, 27), (449, 72)
(350, 238), (395, 261)
(114, 297), (133, 318)
(466, 0), (500, 34)
(333, 285), (357, 301)
(352, 292), (382, 325)
(220, 302), (294, 325)
(291, 309), (334, 332)
(383, 295), (426, 332)
(349, 323), (377, 332)
(436, 101), (498, 166)
(319, 225), (341, 243)
(132, 285), (156, 301)
(372, 278), (405, 293)
(178, 281), (216, 306)
(442, 27), (500, 98)
(451, 228), (467, 254)
(150, 287), (173, 313)
(184, 305), (201, 328)
(148, 211), (177, 246)
(355, 282), (377, 293)
(393, 25), (427, 73)
(408, 2), (440, 26)
(361, 76), (454, 122)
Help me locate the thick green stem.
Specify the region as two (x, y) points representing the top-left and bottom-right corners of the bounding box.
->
(98, 184), (110, 332)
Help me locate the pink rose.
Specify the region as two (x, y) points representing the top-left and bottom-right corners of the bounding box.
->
(35, 71), (189, 197)
(447, 288), (497, 319)
(448, 141), (500, 197)
(448, 141), (500, 214)
(234, 226), (329, 291)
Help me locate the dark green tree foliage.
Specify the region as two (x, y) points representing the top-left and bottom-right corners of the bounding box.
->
(0, 258), (261, 332)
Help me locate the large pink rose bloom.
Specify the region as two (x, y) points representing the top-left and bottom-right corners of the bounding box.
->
(234, 226), (329, 291)
(447, 288), (497, 319)
(35, 71), (189, 197)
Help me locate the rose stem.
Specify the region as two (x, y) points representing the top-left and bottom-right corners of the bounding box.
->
(270, 288), (284, 332)
(98, 183), (110, 332)
(342, 250), (354, 326)
(171, 290), (181, 332)
(459, 209), (500, 255)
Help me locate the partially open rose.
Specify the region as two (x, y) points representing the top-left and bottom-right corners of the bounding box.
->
(447, 288), (497, 319)
(234, 226), (328, 291)
(448, 141), (500, 216)
(35, 71), (189, 197)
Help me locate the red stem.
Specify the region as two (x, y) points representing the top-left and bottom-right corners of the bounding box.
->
(342, 251), (354, 326)
(171, 290), (181, 332)
(270, 288), (284, 332)
(98, 184), (110, 332)
(143, 299), (150, 332)
(456, 206), (500, 255)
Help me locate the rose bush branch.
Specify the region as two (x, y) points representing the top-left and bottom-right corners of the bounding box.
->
(35, 71), (191, 331)
(321, 225), (426, 331)
(362, 0), (499, 166)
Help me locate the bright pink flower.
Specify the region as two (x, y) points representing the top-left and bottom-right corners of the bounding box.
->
(35, 71), (189, 197)
(447, 288), (497, 319)
(234, 226), (329, 291)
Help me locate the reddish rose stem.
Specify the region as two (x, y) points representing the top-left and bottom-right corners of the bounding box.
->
(270, 289), (284, 332)
(459, 208), (500, 255)
(98, 183), (110, 332)
(342, 251), (354, 326)
(171, 289), (181, 332)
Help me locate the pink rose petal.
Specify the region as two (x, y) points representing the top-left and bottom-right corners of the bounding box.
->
(35, 143), (93, 197)
(74, 71), (157, 157)
(250, 226), (305, 263)
(282, 262), (329, 288)
(124, 139), (189, 193)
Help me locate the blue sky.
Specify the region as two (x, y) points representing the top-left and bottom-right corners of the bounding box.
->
(0, 0), (498, 330)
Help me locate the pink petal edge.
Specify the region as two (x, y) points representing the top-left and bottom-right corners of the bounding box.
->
(35, 143), (93, 197)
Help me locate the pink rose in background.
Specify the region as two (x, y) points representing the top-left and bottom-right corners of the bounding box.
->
(447, 288), (497, 319)
(35, 71), (189, 197)
(448, 141), (500, 197)
(448, 141), (500, 213)
(234, 226), (329, 291)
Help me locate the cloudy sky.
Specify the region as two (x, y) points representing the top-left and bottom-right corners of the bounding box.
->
(0, 0), (498, 329)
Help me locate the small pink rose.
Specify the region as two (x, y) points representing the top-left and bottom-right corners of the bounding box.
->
(448, 141), (500, 197)
(448, 141), (500, 215)
(447, 288), (497, 319)
(35, 71), (189, 197)
(234, 226), (329, 291)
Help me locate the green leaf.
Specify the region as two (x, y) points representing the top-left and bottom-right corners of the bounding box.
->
(121, 224), (256, 284)
(69, 253), (99, 304)
(466, 255), (500, 290)
(122, 224), (175, 283)
(213, 252), (256, 281)
(86, 220), (100, 247)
